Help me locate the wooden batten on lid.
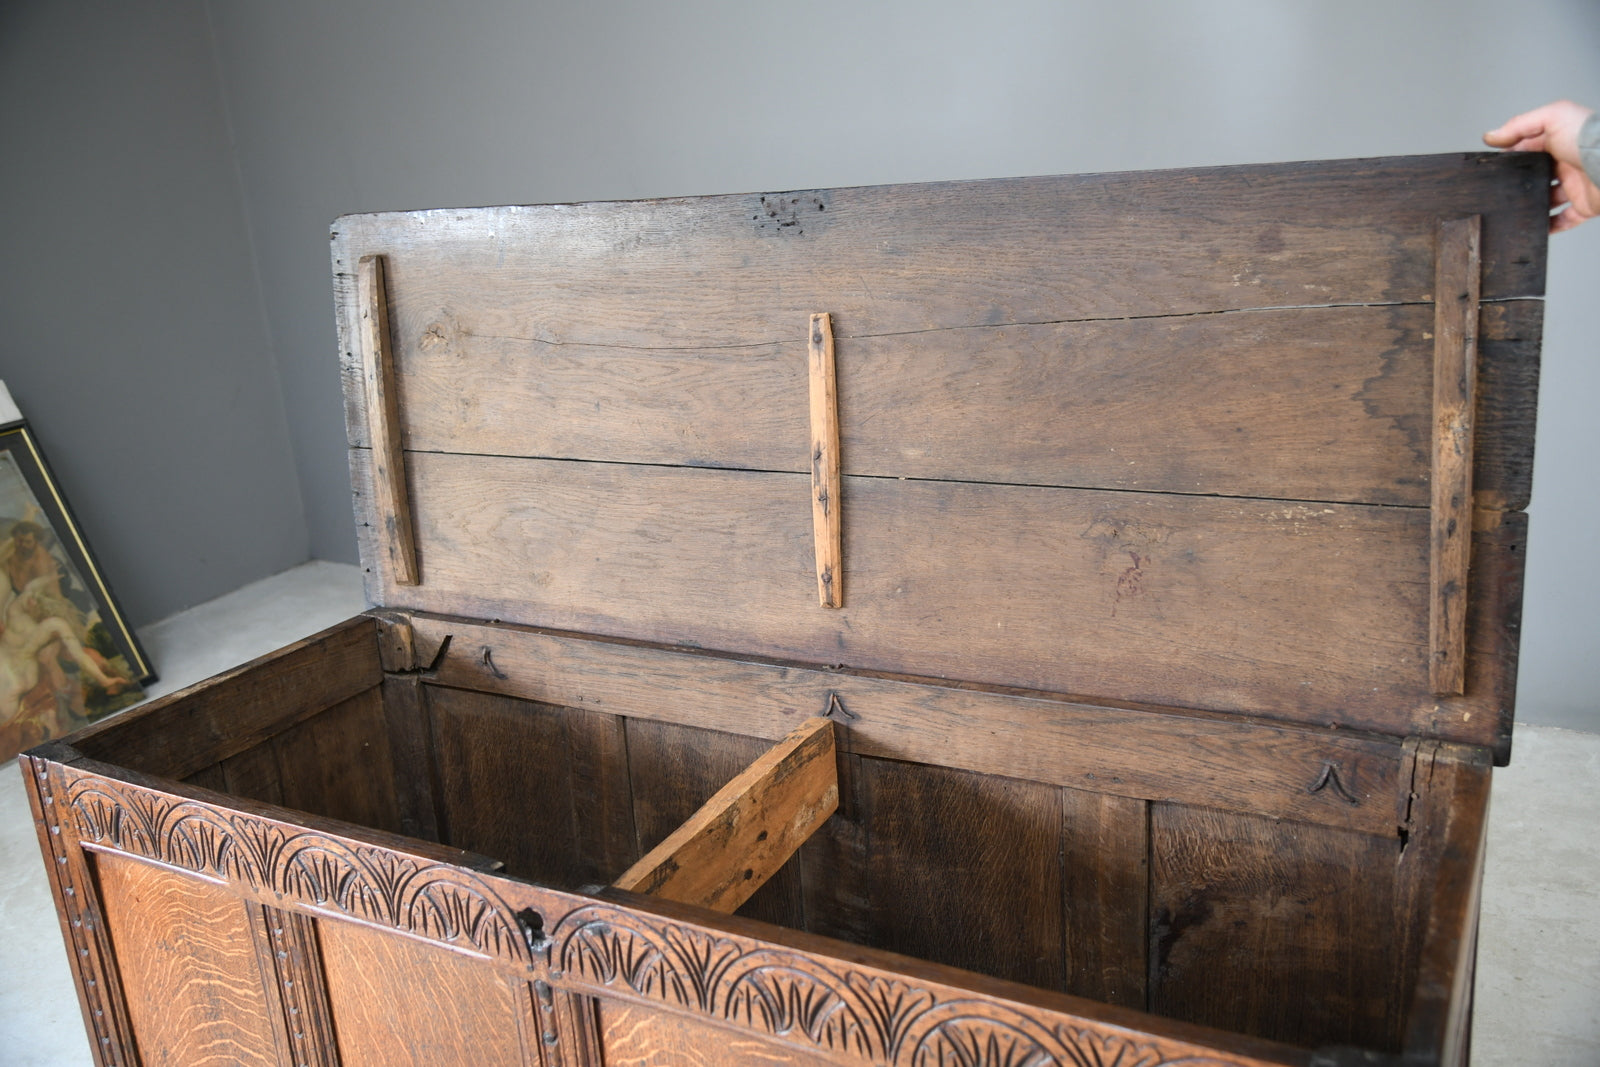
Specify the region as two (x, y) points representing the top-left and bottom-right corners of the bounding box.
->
(333, 152), (1546, 759)
(355, 253), (419, 586)
(1428, 216), (1483, 696)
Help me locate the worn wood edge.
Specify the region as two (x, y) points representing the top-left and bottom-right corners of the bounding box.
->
(1429, 216), (1482, 695)
(18, 750), (139, 1065)
(40, 749), (1313, 1066)
(404, 613), (1410, 836)
(359, 254), (420, 586)
(1466, 511), (1527, 766)
(808, 312), (843, 608)
(371, 609), (419, 671)
(1473, 298), (1542, 514)
(64, 615), (383, 782)
(614, 717), (837, 912)
(1397, 745), (1492, 1064)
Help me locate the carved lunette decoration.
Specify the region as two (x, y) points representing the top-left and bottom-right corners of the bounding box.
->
(550, 904), (1256, 1067)
(48, 761), (1283, 1067)
(57, 768), (532, 967)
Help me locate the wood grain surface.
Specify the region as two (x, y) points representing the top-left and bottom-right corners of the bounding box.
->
(807, 312), (843, 606)
(332, 155), (1546, 749)
(93, 852), (280, 1067)
(180, 687), (403, 834)
(846, 758), (1068, 991)
(331, 155), (1546, 427)
(615, 717), (836, 914)
(602, 1000), (839, 1066)
(317, 916), (533, 1065)
(1061, 789), (1149, 1009)
(1429, 218), (1483, 695)
(1149, 806), (1405, 1051)
(621, 717), (808, 929)
(34, 749), (1338, 1067)
(357, 253), (419, 585)
(70, 616), (381, 781)
(1398, 745), (1492, 1065)
(426, 685), (636, 889)
(351, 300), (1539, 512)
(411, 613), (1413, 834)
(271, 686), (402, 834)
(359, 452), (1519, 743)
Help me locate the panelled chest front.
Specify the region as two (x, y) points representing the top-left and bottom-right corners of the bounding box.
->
(27, 150), (1548, 1067)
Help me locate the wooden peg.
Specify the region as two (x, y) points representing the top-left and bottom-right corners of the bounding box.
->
(1429, 216), (1481, 695)
(357, 254), (419, 586)
(809, 313), (843, 608)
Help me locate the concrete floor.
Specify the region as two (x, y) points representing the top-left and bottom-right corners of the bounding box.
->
(0, 560), (1595, 1065)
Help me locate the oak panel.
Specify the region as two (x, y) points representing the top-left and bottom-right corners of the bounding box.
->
(219, 742), (284, 807)
(380, 675), (443, 841)
(1060, 789), (1149, 1010)
(93, 852), (279, 1067)
(377, 300), (1539, 512)
(317, 916), (531, 1066)
(844, 758), (1066, 991)
(182, 763), (226, 792)
(359, 452), (1515, 743)
(1149, 806), (1404, 1051)
(427, 685), (636, 889)
(272, 685), (403, 834)
(334, 153), (1548, 455)
(602, 999), (839, 1066)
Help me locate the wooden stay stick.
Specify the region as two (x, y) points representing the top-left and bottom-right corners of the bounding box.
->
(614, 717), (838, 914)
(358, 254), (419, 586)
(809, 313), (843, 607)
(1429, 216), (1482, 695)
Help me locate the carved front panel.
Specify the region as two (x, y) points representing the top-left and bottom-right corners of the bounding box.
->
(30, 754), (1298, 1067)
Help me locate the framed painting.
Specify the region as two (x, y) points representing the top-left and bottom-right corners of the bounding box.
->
(0, 419), (152, 760)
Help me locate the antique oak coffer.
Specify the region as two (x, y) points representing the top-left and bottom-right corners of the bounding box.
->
(25, 152), (1548, 1066)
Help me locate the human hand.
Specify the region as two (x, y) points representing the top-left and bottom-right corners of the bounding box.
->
(1485, 100), (1600, 233)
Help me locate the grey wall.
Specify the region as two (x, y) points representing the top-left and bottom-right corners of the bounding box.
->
(7, 1), (1599, 731)
(0, 0), (307, 626)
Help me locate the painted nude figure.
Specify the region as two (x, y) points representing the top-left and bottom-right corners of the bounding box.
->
(0, 573), (126, 723)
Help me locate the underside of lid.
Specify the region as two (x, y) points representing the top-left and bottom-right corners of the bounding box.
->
(331, 152), (1549, 759)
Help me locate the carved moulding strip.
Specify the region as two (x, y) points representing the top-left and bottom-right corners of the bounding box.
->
(55, 762), (532, 969)
(48, 758), (1296, 1067)
(551, 904), (1284, 1067)
(24, 754), (139, 1067)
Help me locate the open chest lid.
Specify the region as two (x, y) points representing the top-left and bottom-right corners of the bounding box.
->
(331, 152), (1548, 761)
